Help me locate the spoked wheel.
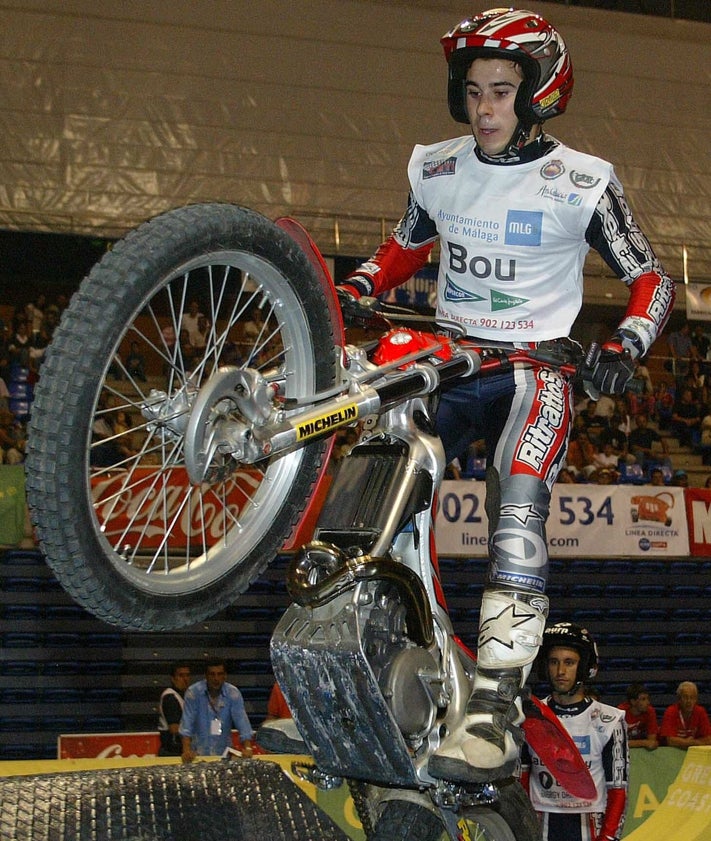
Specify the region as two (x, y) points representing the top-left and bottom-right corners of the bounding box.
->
(369, 779), (540, 841)
(26, 203), (337, 630)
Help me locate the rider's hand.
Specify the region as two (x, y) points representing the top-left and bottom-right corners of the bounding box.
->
(584, 336), (635, 399)
(336, 284), (381, 326)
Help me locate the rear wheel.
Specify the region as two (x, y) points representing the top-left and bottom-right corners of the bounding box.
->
(26, 203), (337, 630)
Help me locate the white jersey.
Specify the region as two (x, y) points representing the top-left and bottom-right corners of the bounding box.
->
(407, 136), (612, 342)
(527, 696), (628, 814)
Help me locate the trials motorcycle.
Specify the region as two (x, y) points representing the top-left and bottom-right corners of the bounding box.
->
(26, 203), (595, 841)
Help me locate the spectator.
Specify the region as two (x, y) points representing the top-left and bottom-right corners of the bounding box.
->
(180, 659), (254, 762)
(591, 466), (619, 485)
(0, 408), (25, 464)
(566, 430), (598, 479)
(619, 683), (658, 750)
(125, 341), (147, 382)
(671, 469), (689, 488)
(522, 623), (628, 841)
(667, 323), (694, 377)
(628, 412), (670, 471)
(705, 475), (711, 489)
(592, 442), (621, 475)
(264, 682), (292, 722)
(598, 415), (630, 464)
(556, 467), (577, 484)
(670, 387), (702, 448)
(659, 682), (711, 748)
(654, 379), (675, 430)
(690, 323), (710, 362)
(631, 358), (654, 398)
(649, 467), (667, 486)
(579, 399), (608, 447)
(158, 662), (192, 756)
(180, 300), (204, 347)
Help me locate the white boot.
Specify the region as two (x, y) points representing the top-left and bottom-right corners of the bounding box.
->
(429, 588), (548, 783)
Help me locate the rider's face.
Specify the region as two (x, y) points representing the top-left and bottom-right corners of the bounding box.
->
(465, 58), (536, 156)
(547, 647), (581, 696)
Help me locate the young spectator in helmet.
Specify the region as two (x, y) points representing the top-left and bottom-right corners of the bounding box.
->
(336, 7), (674, 783)
(619, 683), (658, 750)
(522, 622), (629, 841)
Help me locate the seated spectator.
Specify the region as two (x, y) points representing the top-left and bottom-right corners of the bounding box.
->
(628, 412), (670, 471)
(684, 361), (707, 405)
(598, 414), (631, 464)
(566, 430), (598, 479)
(654, 379), (675, 430)
(690, 322), (710, 363)
(659, 682), (711, 748)
(578, 399), (608, 447)
(619, 683), (658, 750)
(591, 466), (619, 485)
(556, 467), (577, 484)
(649, 467), (667, 486)
(671, 469), (689, 488)
(671, 387), (702, 448)
(125, 341), (147, 382)
(592, 442), (621, 475)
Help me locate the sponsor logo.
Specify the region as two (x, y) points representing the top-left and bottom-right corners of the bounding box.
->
(423, 156), (457, 179)
(504, 210), (543, 247)
(447, 243), (516, 282)
(491, 290), (528, 311)
(537, 184), (582, 205)
(444, 274), (486, 303)
(516, 369), (567, 470)
(296, 404), (358, 441)
(539, 89), (561, 109)
(570, 170), (601, 189)
(540, 160), (565, 180)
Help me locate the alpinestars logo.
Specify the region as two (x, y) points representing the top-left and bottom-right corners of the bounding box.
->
(479, 603), (537, 650)
(444, 274), (485, 303)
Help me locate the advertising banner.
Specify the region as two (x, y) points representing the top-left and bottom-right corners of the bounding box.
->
(684, 282), (711, 322)
(435, 481), (689, 558)
(58, 730), (244, 759)
(683, 488), (711, 556)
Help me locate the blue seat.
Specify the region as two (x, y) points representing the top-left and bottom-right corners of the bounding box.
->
(638, 584), (667, 598)
(602, 560), (633, 574)
(638, 609), (667, 622)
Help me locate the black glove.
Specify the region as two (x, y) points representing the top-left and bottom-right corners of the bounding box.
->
(335, 285), (381, 327)
(584, 338), (635, 398)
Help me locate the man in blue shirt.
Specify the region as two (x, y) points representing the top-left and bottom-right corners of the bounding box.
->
(180, 659), (254, 761)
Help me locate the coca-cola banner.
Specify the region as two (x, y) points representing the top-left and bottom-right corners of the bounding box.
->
(90, 466), (263, 549)
(57, 730), (244, 759)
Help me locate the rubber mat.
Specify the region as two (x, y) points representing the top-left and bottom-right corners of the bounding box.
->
(0, 758), (352, 840)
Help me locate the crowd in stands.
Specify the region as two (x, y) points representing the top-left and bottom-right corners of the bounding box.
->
(0, 293), (69, 465)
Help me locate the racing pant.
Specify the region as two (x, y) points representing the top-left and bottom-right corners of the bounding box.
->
(432, 360), (573, 778)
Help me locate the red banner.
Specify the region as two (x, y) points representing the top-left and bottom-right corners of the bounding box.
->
(683, 488), (711, 556)
(58, 730), (245, 759)
(89, 467), (262, 549)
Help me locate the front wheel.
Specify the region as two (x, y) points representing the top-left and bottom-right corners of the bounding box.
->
(369, 779), (540, 841)
(26, 203), (337, 630)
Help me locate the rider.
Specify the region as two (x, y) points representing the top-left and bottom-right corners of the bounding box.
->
(522, 623), (628, 841)
(336, 8), (674, 782)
